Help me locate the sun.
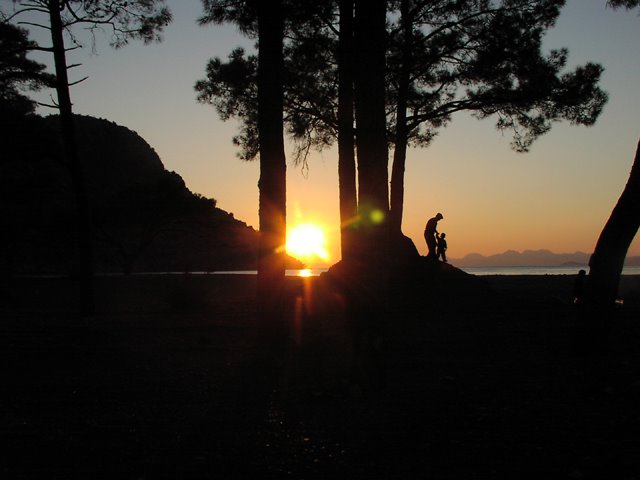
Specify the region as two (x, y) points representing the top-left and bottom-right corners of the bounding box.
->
(286, 223), (330, 263)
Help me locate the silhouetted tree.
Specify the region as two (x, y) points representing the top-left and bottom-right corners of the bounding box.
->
(3, 0), (171, 314)
(0, 23), (54, 284)
(0, 22), (53, 118)
(337, 0), (357, 261)
(199, 1), (337, 308)
(385, 0), (607, 238)
(353, 0), (389, 268)
(0, 22), (54, 164)
(196, 1), (356, 258)
(197, 1), (607, 269)
(254, 0), (287, 312)
(583, 0), (640, 311)
(586, 140), (640, 307)
(608, 0), (640, 7)
(388, 0), (412, 236)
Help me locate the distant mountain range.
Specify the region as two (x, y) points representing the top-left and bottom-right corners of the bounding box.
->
(451, 249), (640, 267)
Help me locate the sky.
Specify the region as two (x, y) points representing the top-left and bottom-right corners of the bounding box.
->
(10, 0), (640, 266)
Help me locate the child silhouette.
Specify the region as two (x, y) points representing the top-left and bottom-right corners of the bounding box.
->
(436, 232), (447, 262)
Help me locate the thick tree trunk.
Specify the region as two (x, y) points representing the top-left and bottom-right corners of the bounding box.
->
(576, 137), (640, 353)
(586, 137), (640, 304)
(49, 3), (95, 315)
(338, 0), (358, 263)
(239, 3), (289, 449)
(354, 0), (389, 248)
(256, 0), (287, 314)
(347, 0), (389, 389)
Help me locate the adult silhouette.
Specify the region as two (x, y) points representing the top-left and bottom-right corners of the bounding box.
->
(424, 212), (443, 259)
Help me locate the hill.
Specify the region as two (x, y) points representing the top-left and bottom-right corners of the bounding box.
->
(1, 114), (302, 275)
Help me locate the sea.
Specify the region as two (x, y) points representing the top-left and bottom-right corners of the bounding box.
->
(27, 266), (640, 279)
(460, 265), (640, 276)
(210, 265), (640, 277)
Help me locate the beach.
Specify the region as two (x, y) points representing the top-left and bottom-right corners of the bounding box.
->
(2, 272), (640, 478)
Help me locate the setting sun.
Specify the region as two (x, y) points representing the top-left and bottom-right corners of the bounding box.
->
(286, 224), (330, 263)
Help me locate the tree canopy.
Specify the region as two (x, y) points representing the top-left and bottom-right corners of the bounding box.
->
(607, 0), (640, 8)
(196, 1), (607, 161)
(196, 0), (607, 249)
(0, 22), (53, 117)
(3, 0), (171, 49)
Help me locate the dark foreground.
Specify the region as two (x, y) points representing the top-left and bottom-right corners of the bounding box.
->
(2, 273), (640, 479)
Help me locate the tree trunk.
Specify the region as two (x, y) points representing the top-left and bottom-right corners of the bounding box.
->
(346, 0), (390, 390)
(586, 137), (640, 304)
(338, 0), (358, 263)
(239, 3), (289, 447)
(389, 0), (412, 237)
(256, 0), (287, 315)
(354, 0), (389, 240)
(574, 137), (640, 353)
(49, 2), (95, 315)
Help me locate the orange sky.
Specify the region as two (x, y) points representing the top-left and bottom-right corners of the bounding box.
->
(21, 0), (640, 266)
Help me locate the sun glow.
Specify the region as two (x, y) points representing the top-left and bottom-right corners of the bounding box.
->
(298, 268), (313, 277)
(286, 224), (330, 263)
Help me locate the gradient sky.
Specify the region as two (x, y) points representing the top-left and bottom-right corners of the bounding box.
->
(14, 0), (640, 266)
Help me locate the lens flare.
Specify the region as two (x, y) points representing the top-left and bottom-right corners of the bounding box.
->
(370, 209), (385, 224)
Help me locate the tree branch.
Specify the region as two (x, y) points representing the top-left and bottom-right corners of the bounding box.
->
(28, 44), (55, 52)
(68, 76), (89, 86)
(5, 6), (49, 23)
(16, 20), (51, 31)
(36, 102), (58, 109)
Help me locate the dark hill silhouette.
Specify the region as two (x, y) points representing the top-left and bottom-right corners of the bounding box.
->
(1, 114), (302, 275)
(54, 115), (166, 200)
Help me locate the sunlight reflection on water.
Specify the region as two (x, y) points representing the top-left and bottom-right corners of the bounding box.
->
(208, 269), (329, 277)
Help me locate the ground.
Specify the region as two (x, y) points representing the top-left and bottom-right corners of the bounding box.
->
(1, 272), (640, 479)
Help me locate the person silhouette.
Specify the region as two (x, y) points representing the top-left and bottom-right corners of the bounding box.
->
(573, 269), (586, 304)
(436, 232), (448, 262)
(424, 212), (443, 259)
